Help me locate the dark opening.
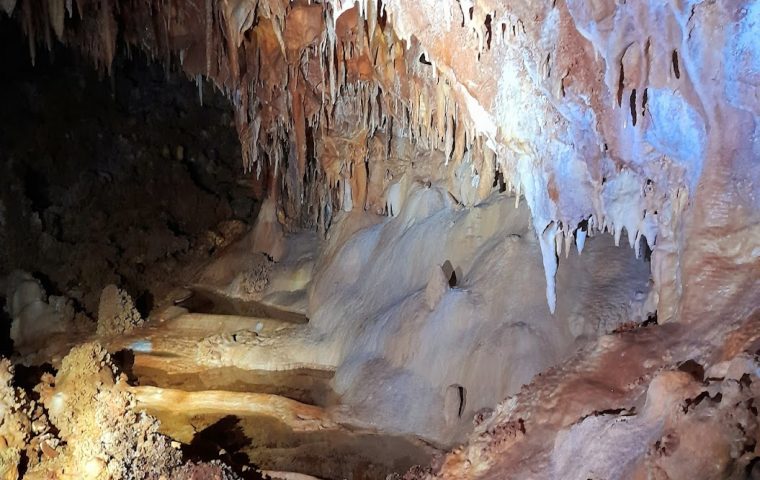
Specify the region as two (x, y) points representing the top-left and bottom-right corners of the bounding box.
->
(111, 348), (137, 384)
(641, 87), (649, 117)
(639, 234), (653, 262)
(746, 457), (760, 478)
(493, 168), (507, 193)
(672, 49), (681, 79)
(0, 16), (259, 316)
(677, 359), (705, 382)
(183, 416), (262, 480)
(377, 0), (388, 30)
(630, 88), (637, 126)
(484, 14), (493, 50)
(457, 385), (466, 417)
(617, 61), (625, 107)
(441, 260), (461, 288)
(445, 383), (467, 423)
(449, 270), (457, 287)
(0, 296), (11, 357)
(12, 362), (56, 392)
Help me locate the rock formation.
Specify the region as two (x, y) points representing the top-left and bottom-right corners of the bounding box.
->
(0, 359), (31, 480)
(96, 285), (144, 336)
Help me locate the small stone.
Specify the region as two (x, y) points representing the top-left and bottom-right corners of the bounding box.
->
(40, 440), (59, 459)
(84, 458), (106, 479)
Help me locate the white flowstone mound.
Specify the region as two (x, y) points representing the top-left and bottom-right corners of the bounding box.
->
(4, 270), (76, 348)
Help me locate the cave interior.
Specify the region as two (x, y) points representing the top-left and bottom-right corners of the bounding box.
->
(0, 1), (759, 480)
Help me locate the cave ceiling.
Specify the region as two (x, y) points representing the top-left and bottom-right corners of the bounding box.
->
(4, 0), (759, 324)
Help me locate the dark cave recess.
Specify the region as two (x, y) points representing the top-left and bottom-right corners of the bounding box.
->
(0, 16), (264, 316)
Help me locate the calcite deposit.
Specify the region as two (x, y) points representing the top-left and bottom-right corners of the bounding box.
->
(0, 359), (31, 480)
(0, 0), (758, 478)
(96, 285), (144, 336)
(30, 343), (183, 479)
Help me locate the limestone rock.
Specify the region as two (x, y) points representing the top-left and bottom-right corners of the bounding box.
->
(0, 359), (30, 480)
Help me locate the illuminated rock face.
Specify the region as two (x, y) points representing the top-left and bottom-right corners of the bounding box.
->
(2, 0), (759, 477)
(7, 0), (756, 320)
(381, 0), (759, 321)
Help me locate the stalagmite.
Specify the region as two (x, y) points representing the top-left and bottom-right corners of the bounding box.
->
(386, 181), (402, 217)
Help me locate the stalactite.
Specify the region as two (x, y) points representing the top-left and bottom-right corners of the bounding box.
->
(0, 0), (16, 15)
(42, 0), (52, 53)
(205, 0), (212, 76)
(326, 11), (337, 105)
(8, 0), (676, 314)
(50, 0), (65, 41)
(21, 0), (36, 65)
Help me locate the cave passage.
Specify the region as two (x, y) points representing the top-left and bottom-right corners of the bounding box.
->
(0, 17), (255, 319)
(1, 1), (759, 480)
